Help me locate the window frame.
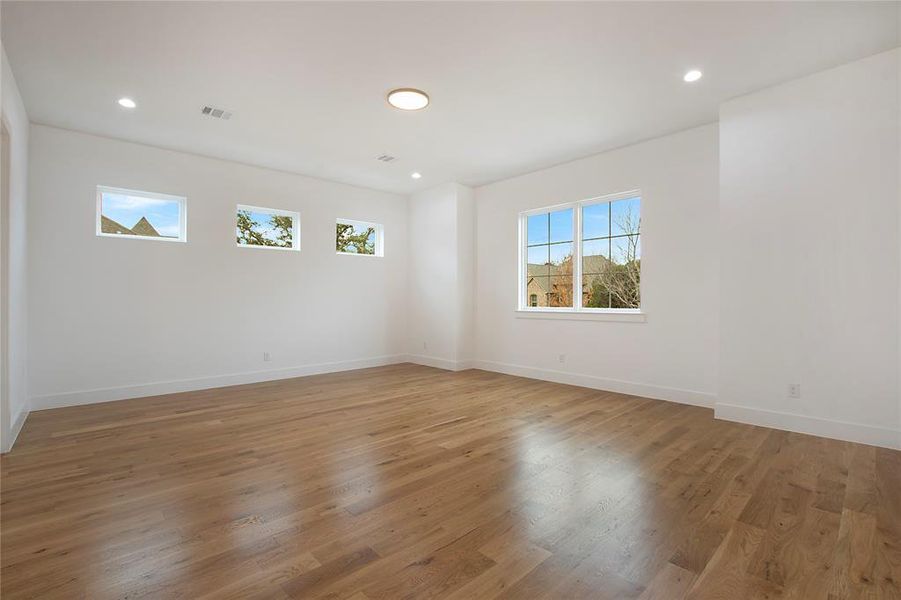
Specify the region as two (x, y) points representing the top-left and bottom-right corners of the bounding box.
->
(96, 185), (187, 243)
(235, 204), (301, 252)
(336, 218), (384, 257)
(517, 189), (644, 319)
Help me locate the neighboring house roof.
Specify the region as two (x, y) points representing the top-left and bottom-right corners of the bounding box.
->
(582, 254), (610, 274)
(526, 254), (609, 279)
(101, 215), (169, 237)
(130, 217), (161, 237)
(101, 215), (134, 235)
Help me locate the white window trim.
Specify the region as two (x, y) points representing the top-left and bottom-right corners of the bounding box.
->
(236, 204), (301, 252)
(336, 218), (384, 257)
(518, 189), (644, 319)
(96, 185), (187, 243)
(515, 308), (646, 323)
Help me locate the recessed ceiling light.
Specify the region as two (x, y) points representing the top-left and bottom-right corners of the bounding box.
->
(683, 70), (703, 83)
(411, 172), (422, 179)
(118, 97), (137, 108)
(387, 88), (429, 111)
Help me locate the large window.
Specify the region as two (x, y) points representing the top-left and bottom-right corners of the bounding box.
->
(520, 191), (641, 312)
(336, 219), (383, 256)
(96, 186), (186, 242)
(236, 205), (300, 251)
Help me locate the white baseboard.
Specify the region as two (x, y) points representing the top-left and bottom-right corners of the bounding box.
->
(715, 403), (900, 450)
(29, 355), (897, 450)
(1, 407), (30, 453)
(31, 355), (408, 411)
(405, 354), (474, 372)
(471, 359), (716, 408)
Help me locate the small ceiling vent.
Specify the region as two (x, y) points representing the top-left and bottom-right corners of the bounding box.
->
(376, 154), (397, 163)
(201, 105), (233, 120)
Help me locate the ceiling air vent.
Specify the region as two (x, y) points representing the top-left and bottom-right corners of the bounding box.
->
(201, 105), (233, 120)
(376, 154), (397, 163)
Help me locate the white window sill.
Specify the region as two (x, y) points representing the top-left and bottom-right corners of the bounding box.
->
(515, 309), (646, 323)
(236, 243), (300, 252)
(97, 232), (186, 243)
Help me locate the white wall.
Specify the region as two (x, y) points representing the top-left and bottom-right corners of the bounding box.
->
(474, 124), (720, 407)
(1, 46), (30, 452)
(718, 49), (900, 448)
(456, 185), (475, 363)
(407, 182), (475, 369)
(27, 125), (409, 409)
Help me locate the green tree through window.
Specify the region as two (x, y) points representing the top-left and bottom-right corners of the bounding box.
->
(236, 206), (297, 249)
(336, 221), (378, 255)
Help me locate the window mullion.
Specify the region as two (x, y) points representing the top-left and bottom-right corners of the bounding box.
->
(520, 215), (527, 309)
(574, 202), (582, 311)
(608, 202), (613, 309)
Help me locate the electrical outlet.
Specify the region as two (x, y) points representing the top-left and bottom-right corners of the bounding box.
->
(788, 383), (801, 399)
(263, 352), (271, 362)
(558, 354), (566, 364)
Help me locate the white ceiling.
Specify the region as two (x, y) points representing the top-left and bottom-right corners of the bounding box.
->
(2, 1), (898, 194)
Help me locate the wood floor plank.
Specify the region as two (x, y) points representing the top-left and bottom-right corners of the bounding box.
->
(637, 562), (697, 600)
(1, 364), (898, 599)
(685, 521), (773, 600)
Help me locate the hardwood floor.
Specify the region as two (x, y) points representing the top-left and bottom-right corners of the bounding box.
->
(1, 364), (899, 599)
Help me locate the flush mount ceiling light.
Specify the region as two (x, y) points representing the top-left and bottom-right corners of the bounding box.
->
(387, 88), (429, 111)
(411, 172), (422, 179)
(117, 97), (137, 108)
(683, 69), (703, 83)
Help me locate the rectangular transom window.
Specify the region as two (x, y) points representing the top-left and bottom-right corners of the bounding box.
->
(520, 191), (641, 312)
(336, 219), (383, 256)
(96, 186), (186, 242)
(236, 205), (300, 251)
